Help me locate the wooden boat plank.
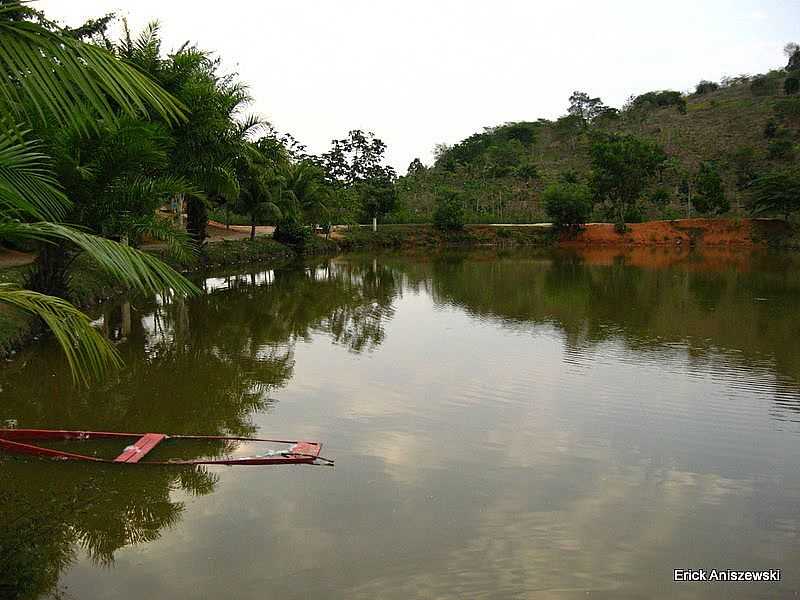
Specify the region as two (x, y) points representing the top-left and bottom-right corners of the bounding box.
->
(114, 433), (167, 463)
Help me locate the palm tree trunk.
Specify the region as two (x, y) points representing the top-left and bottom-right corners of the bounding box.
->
(186, 197), (207, 245)
(250, 215), (256, 240)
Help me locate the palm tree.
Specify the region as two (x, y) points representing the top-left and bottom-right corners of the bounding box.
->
(116, 21), (263, 244)
(0, 2), (198, 383)
(283, 161), (331, 229)
(233, 142), (287, 240)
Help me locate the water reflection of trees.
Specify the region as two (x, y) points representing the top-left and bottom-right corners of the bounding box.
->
(0, 259), (400, 600)
(397, 250), (800, 386)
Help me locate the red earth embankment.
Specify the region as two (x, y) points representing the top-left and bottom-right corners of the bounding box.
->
(560, 218), (792, 247)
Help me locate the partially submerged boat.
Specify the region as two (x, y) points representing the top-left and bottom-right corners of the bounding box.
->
(0, 429), (333, 466)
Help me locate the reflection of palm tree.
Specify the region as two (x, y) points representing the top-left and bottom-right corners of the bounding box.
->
(0, 258), (403, 599)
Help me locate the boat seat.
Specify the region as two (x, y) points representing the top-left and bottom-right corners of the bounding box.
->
(114, 433), (166, 463)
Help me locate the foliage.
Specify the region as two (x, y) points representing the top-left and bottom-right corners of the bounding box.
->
(627, 90), (686, 114)
(764, 119), (779, 138)
(728, 146), (758, 189)
(748, 168), (800, 219)
(786, 43), (800, 71)
(433, 190), (465, 231)
(320, 129), (397, 222)
(784, 77), (799, 96)
(543, 182), (592, 231)
(589, 133), (666, 229)
(693, 162), (729, 215)
(433, 122), (539, 173)
(567, 91), (609, 124)
(273, 218), (311, 245)
(0, 2), (198, 383)
(767, 138), (795, 160)
(694, 80), (720, 95)
(774, 97), (800, 122)
(749, 75), (779, 96)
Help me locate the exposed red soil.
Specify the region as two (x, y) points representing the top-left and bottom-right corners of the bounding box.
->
(561, 218), (788, 247)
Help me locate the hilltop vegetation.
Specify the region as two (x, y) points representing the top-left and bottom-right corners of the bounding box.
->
(395, 45), (800, 226)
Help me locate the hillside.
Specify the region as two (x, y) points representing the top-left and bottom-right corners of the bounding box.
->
(396, 67), (800, 223)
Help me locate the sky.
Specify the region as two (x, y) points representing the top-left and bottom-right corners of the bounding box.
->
(39, 0), (800, 172)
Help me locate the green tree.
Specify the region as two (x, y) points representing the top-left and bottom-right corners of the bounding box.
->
(785, 42), (800, 71)
(232, 140), (287, 240)
(589, 133), (666, 231)
(0, 1), (196, 383)
(749, 169), (800, 220)
(433, 189), (465, 231)
(567, 91), (608, 124)
(543, 182), (592, 232)
(321, 130), (397, 224)
(116, 21), (261, 245)
(693, 162), (729, 215)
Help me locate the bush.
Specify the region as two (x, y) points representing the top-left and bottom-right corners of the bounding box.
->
(693, 162), (729, 215)
(785, 77), (800, 96)
(750, 76), (779, 96)
(273, 219), (311, 246)
(694, 80), (720, 95)
(648, 187), (671, 207)
(775, 97), (800, 121)
(764, 119), (779, 138)
(433, 190), (466, 231)
(768, 138), (795, 160)
(543, 182), (592, 231)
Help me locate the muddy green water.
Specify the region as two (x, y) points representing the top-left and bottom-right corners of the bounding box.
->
(2, 248), (800, 599)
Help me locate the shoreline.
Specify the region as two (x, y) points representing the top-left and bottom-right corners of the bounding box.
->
(0, 217), (796, 359)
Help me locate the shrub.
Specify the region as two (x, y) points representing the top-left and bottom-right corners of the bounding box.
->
(785, 77), (800, 96)
(648, 187), (671, 207)
(273, 219), (311, 246)
(543, 182), (592, 231)
(768, 138), (795, 160)
(433, 190), (466, 231)
(775, 97), (800, 121)
(693, 162), (729, 215)
(764, 119), (779, 138)
(694, 80), (719, 95)
(750, 75), (779, 96)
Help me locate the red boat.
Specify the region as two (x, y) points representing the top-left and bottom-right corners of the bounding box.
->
(0, 429), (333, 466)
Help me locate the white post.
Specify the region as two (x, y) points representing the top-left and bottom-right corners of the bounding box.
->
(372, 216), (377, 232)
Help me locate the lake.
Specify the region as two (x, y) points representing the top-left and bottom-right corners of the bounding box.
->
(2, 247), (800, 599)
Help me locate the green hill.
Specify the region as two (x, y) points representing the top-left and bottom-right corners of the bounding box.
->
(396, 66), (800, 224)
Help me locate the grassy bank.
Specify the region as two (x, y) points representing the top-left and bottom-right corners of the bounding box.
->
(335, 224), (553, 251)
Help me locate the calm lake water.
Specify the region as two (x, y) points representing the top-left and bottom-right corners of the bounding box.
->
(2, 247), (800, 599)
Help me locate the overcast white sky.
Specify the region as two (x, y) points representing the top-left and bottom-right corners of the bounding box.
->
(40, 0), (800, 172)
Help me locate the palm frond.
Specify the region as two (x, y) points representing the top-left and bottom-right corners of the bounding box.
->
(0, 284), (121, 385)
(0, 125), (69, 220)
(0, 6), (186, 131)
(127, 214), (197, 265)
(0, 221), (199, 297)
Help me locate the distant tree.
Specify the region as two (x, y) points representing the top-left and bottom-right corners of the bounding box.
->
(693, 162), (729, 215)
(321, 130), (397, 223)
(543, 182), (592, 232)
(694, 80), (720, 95)
(648, 187), (671, 207)
(628, 90), (686, 114)
(785, 42), (800, 71)
(513, 162), (539, 180)
(785, 77), (800, 95)
(589, 133), (666, 231)
(750, 75), (778, 96)
(749, 169), (800, 220)
(554, 114), (583, 150)
(567, 91), (608, 124)
(406, 158), (426, 176)
(433, 189), (465, 231)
